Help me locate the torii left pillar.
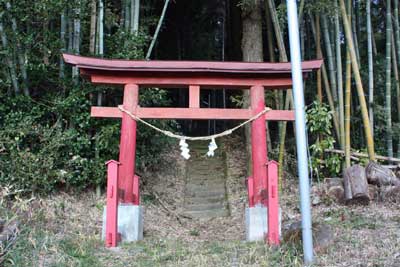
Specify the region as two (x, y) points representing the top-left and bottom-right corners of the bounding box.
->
(102, 84), (143, 243)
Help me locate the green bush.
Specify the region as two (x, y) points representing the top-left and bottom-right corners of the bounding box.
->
(0, 87), (174, 194)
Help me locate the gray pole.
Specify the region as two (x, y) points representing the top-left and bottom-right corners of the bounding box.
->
(286, 0), (313, 265)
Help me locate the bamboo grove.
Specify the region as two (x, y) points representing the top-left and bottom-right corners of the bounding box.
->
(1, 0), (400, 193)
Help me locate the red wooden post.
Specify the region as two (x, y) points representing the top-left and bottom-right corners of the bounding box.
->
(250, 85), (268, 205)
(267, 160), (280, 245)
(247, 176), (255, 207)
(118, 84), (139, 203)
(105, 160), (120, 247)
(189, 85), (200, 108)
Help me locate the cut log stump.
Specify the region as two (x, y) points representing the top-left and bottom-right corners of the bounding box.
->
(366, 162), (400, 186)
(343, 165), (370, 205)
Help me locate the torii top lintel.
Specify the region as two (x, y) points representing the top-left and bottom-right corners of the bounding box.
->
(63, 54), (322, 89)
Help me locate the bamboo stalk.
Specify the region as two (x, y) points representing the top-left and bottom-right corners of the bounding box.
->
(89, 0), (97, 54)
(266, 0), (293, 181)
(385, 0), (393, 158)
(393, 0), (400, 157)
(6, 1), (29, 96)
(366, 0), (374, 138)
(60, 10), (66, 79)
(310, 14), (341, 142)
(344, 0), (352, 169)
(321, 15), (338, 104)
(146, 0), (171, 60)
(325, 149), (400, 163)
(0, 16), (19, 94)
(316, 15), (322, 101)
(335, 0), (344, 150)
(72, 1), (81, 83)
(339, 0), (375, 161)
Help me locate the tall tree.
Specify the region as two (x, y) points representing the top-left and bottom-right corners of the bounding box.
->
(241, 0), (264, 175)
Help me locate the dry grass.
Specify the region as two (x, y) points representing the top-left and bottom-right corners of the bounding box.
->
(1, 137), (399, 266)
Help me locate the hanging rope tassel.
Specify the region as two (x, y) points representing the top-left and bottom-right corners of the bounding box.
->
(206, 138), (218, 157)
(179, 138), (190, 159)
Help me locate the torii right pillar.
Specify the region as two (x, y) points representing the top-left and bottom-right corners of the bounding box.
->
(246, 85), (280, 244)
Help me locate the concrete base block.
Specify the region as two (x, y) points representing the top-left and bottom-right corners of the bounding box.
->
(245, 205), (282, 242)
(245, 205), (268, 241)
(102, 204), (143, 242)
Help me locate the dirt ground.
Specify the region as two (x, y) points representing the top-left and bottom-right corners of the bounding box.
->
(1, 137), (400, 266)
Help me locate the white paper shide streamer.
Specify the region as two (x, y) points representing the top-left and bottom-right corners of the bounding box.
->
(207, 138), (218, 157)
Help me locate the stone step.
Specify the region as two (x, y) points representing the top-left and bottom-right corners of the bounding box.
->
(185, 190), (226, 199)
(184, 202), (226, 211)
(183, 209), (230, 219)
(185, 184), (225, 193)
(188, 179), (225, 186)
(184, 195), (226, 205)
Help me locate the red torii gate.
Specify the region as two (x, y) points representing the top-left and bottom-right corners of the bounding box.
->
(63, 54), (322, 247)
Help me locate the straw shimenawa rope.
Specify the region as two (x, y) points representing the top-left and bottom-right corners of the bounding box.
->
(118, 105), (271, 141)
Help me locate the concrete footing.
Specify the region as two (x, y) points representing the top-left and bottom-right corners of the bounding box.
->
(102, 204), (143, 242)
(245, 205), (281, 242)
(245, 205), (268, 241)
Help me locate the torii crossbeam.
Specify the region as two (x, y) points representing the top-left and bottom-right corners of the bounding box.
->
(63, 53), (322, 247)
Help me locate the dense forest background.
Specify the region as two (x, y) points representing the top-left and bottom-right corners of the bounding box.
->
(0, 0), (399, 193)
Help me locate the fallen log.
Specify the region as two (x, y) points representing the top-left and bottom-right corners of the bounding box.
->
(343, 165), (370, 205)
(325, 149), (400, 163)
(365, 162), (400, 186)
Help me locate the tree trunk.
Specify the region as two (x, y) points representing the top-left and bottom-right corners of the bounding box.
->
(339, 0), (375, 161)
(385, 0), (393, 158)
(343, 164), (370, 205)
(241, 0), (264, 176)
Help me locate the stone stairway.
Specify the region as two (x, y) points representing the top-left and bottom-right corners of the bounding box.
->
(183, 140), (230, 219)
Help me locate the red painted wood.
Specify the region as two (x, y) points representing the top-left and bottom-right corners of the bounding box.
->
(189, 85), (200, 108)
(250, 86), (268, 205)
(267, 161), (280, 245)
(91, 107), (295, 121)
(247, 176), (255, 207)
(89, 75), (295, 88)
(133, 174), (140, 205)
(63, 53), (323, 74)
(105, 160), (120, 247)
(118, 84), (139, 203)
